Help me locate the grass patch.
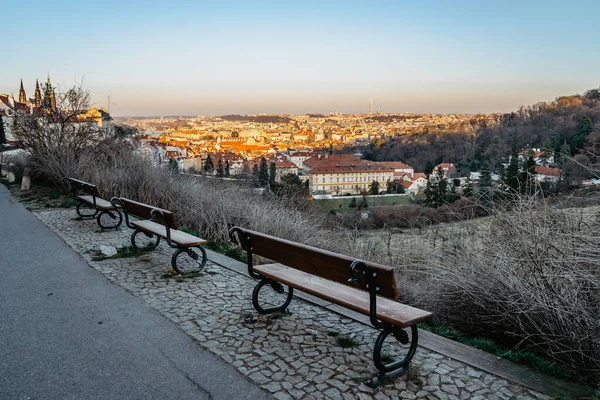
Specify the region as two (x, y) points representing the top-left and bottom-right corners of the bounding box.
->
(406, 365), (424, 386)
(311, 195), (411, 213)
(91, 245), (152, 261)
(8, 180), (78, 209)
(421, 321), (574, 381)
(380, 352), (394, 363)
(335, 335), (360, 348)
(241, 310), (291, 326)
(162, 269), (218, 280)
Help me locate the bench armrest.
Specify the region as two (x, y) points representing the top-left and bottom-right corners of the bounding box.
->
(229, 226), (262, 279)
(349, 259), (386, 329)
(150, 208), (176, 248)
(111, 197), (135, 229)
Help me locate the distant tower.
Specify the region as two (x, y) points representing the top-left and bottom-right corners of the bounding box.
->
(34, 79), (42, 107)
(369, 98), (373, 114)
(19, 79), (26, 103)
(43, 74), (56, 112)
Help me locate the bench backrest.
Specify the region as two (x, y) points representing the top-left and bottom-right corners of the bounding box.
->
(64, 177), (100, 197)
(119, 198), (178, 229)
(235, 228), (399, 300)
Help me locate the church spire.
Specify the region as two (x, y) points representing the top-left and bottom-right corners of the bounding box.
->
(43, 73), (56, 112)
(19, 79), (26, 103)
(34, 79), (42, 107)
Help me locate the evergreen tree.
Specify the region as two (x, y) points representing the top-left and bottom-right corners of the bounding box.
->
(0, 117), (6, 147)
(269, 161), (277, 186)
(349, 197), (356, 208)
(216, 159), (224, 177)
(423, 167), (448, 208)
(168, 158), (179, 172)
(357, 196), (368, 210)
(505, 154), (520, 192)
(252, 163), (259, 177)
(386, 179), (392, 194)
(463, 179), (474, 197)
(369, 180), (380, 195)
(203, 154), (214, 173)
(258, 157), (269, 187)
(479, 167), (492, 188)
(224, 159), (230, 177)
(571, 116), (593, 155)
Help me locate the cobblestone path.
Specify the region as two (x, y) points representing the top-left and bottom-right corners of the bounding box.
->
(36, 210), (549, 400)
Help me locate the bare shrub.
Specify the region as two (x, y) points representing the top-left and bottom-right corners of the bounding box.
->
(11, 82), (114, 188)
(397, 195), (600, 381)
(70, 143), (336, 249)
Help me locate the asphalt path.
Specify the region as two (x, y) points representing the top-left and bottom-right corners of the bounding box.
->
(0, 184), (272, 400)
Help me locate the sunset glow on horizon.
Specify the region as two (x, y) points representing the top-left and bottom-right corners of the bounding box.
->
(2, 0), (599, 116)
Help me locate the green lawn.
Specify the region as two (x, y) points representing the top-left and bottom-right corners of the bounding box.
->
(311, 195), (411, 212)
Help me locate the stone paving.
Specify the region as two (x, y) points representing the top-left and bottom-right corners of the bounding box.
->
(35, 209), (551, 400)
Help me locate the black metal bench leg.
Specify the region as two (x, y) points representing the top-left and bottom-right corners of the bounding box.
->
(131, 229), (161, 250)
(367, 325), (419, 388)
(252, 278), (294, 314)
(96, 209), (123, 230)
(76, 202), (98, 220)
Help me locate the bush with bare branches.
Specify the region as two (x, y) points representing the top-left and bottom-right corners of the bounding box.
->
(11, 83), (115, 186)
(395, 196), (600, 382)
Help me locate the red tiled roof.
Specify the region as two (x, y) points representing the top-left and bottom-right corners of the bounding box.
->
(435, 163), (456, 171)
(377, 161), (413, 170)
(535, 166), (561, 176)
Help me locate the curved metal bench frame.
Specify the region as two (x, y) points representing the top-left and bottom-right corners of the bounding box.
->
(63, 177), (122, 230)
(112, 197), (206, 274)
(229, 226), (423, 387)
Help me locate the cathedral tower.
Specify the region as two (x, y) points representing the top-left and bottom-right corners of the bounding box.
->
(34, 79), (42, 107)
(43, 74), (56, 112)
(19, 79), (26, 103)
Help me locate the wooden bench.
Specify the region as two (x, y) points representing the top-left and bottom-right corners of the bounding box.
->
(63, 177), (122, 230)
(229, 226), (433, 387)
(112, 197), (208, 274)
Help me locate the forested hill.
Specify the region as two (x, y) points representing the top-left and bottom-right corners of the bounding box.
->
(362, 88), (600, 174)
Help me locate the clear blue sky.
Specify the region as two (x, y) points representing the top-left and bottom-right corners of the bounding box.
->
(2, 0), (599, 116)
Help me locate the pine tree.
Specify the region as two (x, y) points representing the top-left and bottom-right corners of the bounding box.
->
(258, 157), (269, 187)
(203, 154), (214, 173)
(224, 159), (230, 177)
(168, 158), (179, 172)
(479, 167), (492, 188)
(369, 180), (380, 195)
(505, 154), (520, 192)
(571, 116), (593, 155)
(269, 161), (277, 186)
(463, 179), (474, 197)
(358, 196), (368, 210)
(216, 159), (224, 177)
(0, 117), (7, 147)
(252, 163), (259, 177)
(423, 167), (448, 208)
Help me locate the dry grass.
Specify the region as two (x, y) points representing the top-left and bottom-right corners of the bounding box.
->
(393, 195), (600, 383)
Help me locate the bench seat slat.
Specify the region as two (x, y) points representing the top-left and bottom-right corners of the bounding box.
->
(254, 263), (433, 328)
(77, 195), (115, 210)
(131, 220), (207, 247)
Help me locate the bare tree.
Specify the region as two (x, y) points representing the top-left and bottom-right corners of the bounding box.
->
(12, 81), (116, 186)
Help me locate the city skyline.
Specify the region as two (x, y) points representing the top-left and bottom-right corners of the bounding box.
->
(3, 0), (599, 116)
